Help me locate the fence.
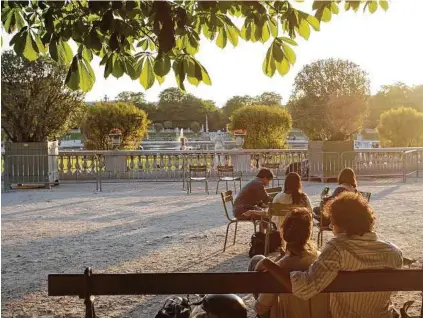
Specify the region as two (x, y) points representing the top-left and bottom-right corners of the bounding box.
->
(2, 148), (422, 191)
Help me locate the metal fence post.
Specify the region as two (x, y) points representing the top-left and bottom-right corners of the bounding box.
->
(3, 155), (9, 192)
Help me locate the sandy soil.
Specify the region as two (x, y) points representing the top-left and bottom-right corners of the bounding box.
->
(1, 178), (422, 317)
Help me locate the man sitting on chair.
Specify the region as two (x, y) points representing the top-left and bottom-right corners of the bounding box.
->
(233, 168), (273, 223)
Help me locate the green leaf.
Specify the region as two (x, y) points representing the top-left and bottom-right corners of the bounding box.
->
(155, 74), (165, 85)
(22, 30), (39, 61)
(14, 9), (25, 29)
(216, 27), (227, 48)
(379, 0), (389, 11)
(187, 59), (200, 86)
(368, 1), (378, 13)
(140, 56), (155, 89)
(298, 19), (310, 40)
(198, 61), (211, 85)
(65, 56), (80, 91)
(275, 57), (290, 76)
(306, 15), (320, 31)
(331, 2), (340, 14)
(172, 58), (186, 91)
(281, 43), (296, 65)
(262, 45), (276, 77)
(279, 37), (298, 46)
(261, 21), (270, 43)
(104, 54), (115, 78)
(50, 38), (73, 66)
(3, 8), (15, 33)
(85, 28), (102, 51)
(112, 57), (124, 78)
(78, 57), (95, 92)
(123, 57), (139, 80)
(226, 24), (239, 46)
(154, 54), (171, 77)
(268, 17), (278, 37)
(82, 47), (93, 62)
(271, 41), (283, 63)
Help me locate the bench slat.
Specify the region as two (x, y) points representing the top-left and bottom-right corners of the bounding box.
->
(48, 270), (423, 297)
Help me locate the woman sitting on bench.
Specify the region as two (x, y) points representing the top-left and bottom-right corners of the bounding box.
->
(248, 208), (329, 318)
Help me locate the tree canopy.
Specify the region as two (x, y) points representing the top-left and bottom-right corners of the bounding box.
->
(82, 101), (148, 150)
(288, 58), (370, 140)
(231, 105), (292, 149)
(1, 1), (388, 92)
(1, 50), (85, 142)
(377, 107), (423, 147)
(366, 83), (423, 128)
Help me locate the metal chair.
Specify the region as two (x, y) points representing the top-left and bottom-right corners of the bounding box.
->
(263, 163), (283, 187)
(221, 191), (259, 252)
(215, 166), (242, 194)
(264, 203), (307, 255)
(187, 165), (209, 194)
(359, 191), (371, 201)
(265, 186), (282, 200)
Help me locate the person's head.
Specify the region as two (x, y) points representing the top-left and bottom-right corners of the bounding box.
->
(324, 192), (375, 236)
(338, 167), (357, 188)
(282, 208), (315, 256)
(283, 172), (305, 204)
(256, 168), (274, 186)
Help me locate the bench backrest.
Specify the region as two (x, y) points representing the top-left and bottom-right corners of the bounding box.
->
(48, 269), (423, 318)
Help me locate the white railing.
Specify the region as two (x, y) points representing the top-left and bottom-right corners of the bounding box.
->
(2, 148), (422, 191)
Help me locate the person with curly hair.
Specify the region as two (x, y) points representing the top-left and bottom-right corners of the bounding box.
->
(248, 208), (329, 318)
(255, 192), (403, 318)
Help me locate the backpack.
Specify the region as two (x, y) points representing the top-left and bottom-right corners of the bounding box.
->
(249, 224), (281, 258)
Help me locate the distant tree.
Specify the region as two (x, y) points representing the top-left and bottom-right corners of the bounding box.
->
(257, 92), (283, 106)
(231, 105), (292, 149)
(82, 102), (148, 150)
(190, 121), (201, 134)
(288, 58), (370, 140)
(116, 91), (158, 120)
(377, 107), (423, 147)
(1, 50), (85, 142)
(366, 83), (423, 128)
(163, 121), (173, 129)
(154, 123), (164, 133)
(222, 95), (256, 119)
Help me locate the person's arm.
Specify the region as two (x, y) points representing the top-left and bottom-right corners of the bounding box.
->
(255, 258), (293, 292)
(257, 183), (273, 204)
(290, 242), (341, 300)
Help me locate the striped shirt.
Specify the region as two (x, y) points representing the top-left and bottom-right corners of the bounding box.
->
(290, 232), (403, 318)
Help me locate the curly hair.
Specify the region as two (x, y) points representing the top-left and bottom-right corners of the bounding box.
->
(282, 208), (316, 256)
(324, 192), (375, 236)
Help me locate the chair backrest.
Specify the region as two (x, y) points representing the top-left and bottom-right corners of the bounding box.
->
(359, 191), (371, 202)
(189, 165), (208, 177)
(220, 190), (234, 221)
(217, 165), (234, 177)
(266, 186), (282, 199)
(268, 202), (307, 217)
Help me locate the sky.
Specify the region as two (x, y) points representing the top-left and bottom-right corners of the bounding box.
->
(2, 0), (423, 107)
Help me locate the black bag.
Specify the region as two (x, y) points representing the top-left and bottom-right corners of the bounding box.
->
(155, 296), (191, 318)
(249, 224), (281, 258)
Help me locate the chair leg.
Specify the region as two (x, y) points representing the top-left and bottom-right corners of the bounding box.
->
(206, 180), (209, 195)
(233, 180), (236, 194)
(223, 222), (232, 252)
(264, 232), (269, 256)
(239, 179), (242, 192)
(233, 222), (238, 245)
(216, 180), (220, 195)
(225, 181), (228, 191)
(187, 180), (190, 194)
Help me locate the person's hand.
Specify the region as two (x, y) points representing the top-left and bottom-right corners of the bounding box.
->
(255, 258), (270, 272)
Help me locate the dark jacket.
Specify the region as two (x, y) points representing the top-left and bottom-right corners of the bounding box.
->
(233, 178), (272, 218)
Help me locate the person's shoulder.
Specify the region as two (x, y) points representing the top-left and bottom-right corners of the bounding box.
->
(273, 192), (290, 203)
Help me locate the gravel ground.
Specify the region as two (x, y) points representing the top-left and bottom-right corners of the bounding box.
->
(1, 178), (422, 317)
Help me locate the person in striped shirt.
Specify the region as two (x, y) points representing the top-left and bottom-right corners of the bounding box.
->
(255, 192), (403, 318)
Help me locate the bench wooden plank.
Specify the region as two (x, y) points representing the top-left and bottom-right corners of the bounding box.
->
(48, 270), (423, 297)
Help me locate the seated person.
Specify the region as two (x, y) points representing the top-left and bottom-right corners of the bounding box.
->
(256, 192), (403, 318)
(313, 167), (358, 225)
(233, 168), (274, 223)
(248, 208), (329, 318)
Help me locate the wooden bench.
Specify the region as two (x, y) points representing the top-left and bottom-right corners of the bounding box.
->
(49, 268), (423, 317)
